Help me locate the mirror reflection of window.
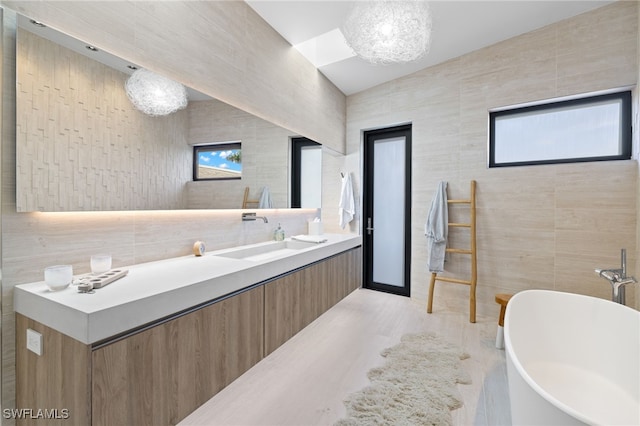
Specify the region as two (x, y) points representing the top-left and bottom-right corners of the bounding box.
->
(193, 142), (242, 181)
(291, 138), (321, 208)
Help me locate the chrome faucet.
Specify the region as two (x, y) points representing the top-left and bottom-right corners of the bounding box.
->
(596, 248), (636, 304)
(242, 212), (268, 223)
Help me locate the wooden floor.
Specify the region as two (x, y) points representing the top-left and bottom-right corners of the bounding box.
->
(179, 288), (512, 425)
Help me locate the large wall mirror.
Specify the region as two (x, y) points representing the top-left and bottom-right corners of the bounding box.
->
(15, 13), (322, 212)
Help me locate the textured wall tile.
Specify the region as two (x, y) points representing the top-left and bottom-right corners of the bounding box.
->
(16, 30), (191, 212)
(3, 0), (346, 152)
(343, 1), (639, 317)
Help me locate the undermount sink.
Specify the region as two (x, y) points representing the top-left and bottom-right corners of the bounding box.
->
(214, 239), (317, 262)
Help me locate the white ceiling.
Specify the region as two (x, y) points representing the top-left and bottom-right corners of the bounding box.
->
(246, 1), (615, 96)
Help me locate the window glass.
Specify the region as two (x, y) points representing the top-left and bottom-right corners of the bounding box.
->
(489, 91), (631, 167)
(193, 143), (242, 180)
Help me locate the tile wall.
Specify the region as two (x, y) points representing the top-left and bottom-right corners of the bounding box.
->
(343, 1), (639, 317)
(16, 29), (191, 212)
(0, 6), (323, 416)
(2, 0), (346, 153)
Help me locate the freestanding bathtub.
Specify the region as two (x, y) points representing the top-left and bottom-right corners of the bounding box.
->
(505, 289), (639, 426)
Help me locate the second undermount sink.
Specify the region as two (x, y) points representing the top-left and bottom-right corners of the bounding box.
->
(214, 239), (317, 262)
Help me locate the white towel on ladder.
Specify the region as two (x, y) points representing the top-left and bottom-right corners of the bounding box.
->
(258, 186), (273, 209)
(339, 173), (355, 229)
(425, 181), (448, 272)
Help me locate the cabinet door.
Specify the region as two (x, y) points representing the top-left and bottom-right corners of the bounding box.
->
(16, 314), (92, 426)
(264, 248), (361, 356)
(326, 247), (362, 307)
(92, 286), (264, 426)
(344, 246), (363, 296)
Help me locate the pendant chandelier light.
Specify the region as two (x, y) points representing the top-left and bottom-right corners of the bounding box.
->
(342, 0), (432, 65)
(125, 69), (188, 116)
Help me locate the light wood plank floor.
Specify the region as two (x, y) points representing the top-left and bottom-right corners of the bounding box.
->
(179, 288), (511, 425)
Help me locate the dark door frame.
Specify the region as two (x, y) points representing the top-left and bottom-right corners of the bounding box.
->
(362, 124), (412, 297)
(291, 137), (320, 208)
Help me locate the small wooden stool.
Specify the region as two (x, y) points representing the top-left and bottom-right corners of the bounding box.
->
(495, 293), (512, 349)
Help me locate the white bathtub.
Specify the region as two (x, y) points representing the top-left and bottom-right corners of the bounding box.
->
(505, 290), (639, 426)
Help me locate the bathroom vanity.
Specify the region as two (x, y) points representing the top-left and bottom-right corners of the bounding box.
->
(14, 234), (361, 426)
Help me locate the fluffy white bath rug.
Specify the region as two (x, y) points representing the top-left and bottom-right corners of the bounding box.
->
(335, 333), (471, 426)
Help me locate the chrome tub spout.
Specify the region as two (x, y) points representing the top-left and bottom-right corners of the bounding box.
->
(595, 249), (636, 305)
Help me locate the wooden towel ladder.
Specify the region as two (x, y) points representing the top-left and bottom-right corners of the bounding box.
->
(427, 180), (478, 323)
(242, 187), (259, 209)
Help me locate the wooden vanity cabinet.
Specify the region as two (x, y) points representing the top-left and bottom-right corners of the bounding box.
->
(15, 314), (92, 426)
(15, 285), (264, 426)
(91, 285), (264, 426)
(15, 247), (361, 426)
(264, 247), (361, 355)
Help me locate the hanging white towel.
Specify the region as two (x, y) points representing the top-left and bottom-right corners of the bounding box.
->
(425, 181), (448, 272)
(258, 186), (273, 209)
(339, 173), (355, 229)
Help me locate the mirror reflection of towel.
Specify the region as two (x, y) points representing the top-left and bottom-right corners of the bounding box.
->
(425, 181), (448, 272)
(259, 186), (273, 208)
(292, 234), (328, 243)
(339, 174), (355, 229)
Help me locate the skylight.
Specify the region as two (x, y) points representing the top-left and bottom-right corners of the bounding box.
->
(293, 28), (355, 68)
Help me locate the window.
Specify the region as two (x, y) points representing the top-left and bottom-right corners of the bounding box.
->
(193, 143), (242, 181)
(489, 91), (631, 168)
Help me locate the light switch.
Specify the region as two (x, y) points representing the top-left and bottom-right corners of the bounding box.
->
(26, 328), (42, 356)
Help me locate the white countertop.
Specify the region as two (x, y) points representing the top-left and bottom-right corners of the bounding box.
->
(14, 233), (361, 345)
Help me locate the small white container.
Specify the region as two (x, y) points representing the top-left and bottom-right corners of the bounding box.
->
(44, 265), (73, 291)
(308, 221), (323, 236)
(91, 254), (112, 274)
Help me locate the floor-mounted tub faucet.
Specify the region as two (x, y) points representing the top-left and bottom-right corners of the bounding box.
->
(595, 248), (637, 305)
(242, 212), (269, 223)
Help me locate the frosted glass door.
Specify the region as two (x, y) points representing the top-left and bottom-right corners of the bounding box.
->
(372, 136), (405, 287)
(363, 124), (410, 297)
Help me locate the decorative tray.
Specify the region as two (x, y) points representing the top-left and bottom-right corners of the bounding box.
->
(75, 269), (128, 291)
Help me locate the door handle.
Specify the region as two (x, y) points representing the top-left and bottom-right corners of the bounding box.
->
(366, 217), (374, 235)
